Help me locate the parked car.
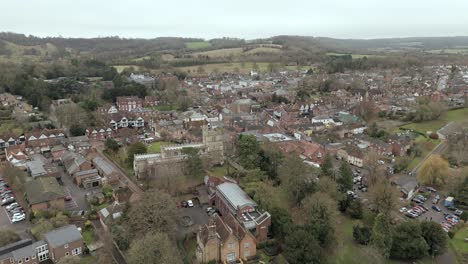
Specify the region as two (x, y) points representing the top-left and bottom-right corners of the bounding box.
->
(187, 200), (194, 207)
(65, 196), (73, 202)
(181, 201), (188, 208)
(454, 210), (463, 216)
(6, 202), (19, 211)
(432, 205), (441, 212)
(12, 214), (26, 223)
(1, 197), (15, 206)
(447, 206), (457, 211)
(426, 187), (437, 193)
(432, 198), (438, 204)
(399, 207), (408, 213)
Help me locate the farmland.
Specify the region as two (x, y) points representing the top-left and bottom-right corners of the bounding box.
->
(185, 41), (212, 50)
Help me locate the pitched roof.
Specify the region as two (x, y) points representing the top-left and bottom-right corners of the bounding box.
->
(25, 177), (66, 205)
(44, 225), (82, 248)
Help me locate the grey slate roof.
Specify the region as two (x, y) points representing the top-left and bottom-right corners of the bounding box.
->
(44, 225), (82, 248)
(216, 182), (257, 211)
(92, 157), (114, 175)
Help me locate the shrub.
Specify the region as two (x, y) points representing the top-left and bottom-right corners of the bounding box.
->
(429, 133), (439, 140)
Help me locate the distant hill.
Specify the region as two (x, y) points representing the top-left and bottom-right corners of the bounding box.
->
(2, 32), (468, 65)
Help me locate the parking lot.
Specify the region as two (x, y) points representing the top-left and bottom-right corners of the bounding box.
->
(400, 189), (463, 233)
(0, 177), (31, 238)
(176, 195), (210, 239)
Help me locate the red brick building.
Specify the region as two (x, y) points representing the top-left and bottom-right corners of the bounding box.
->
(116, 96), (143, 112)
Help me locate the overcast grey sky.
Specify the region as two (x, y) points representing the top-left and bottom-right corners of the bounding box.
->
(2, 0), (468, 39)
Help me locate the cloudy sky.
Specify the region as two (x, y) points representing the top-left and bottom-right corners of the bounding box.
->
(2, 0), (468, 39)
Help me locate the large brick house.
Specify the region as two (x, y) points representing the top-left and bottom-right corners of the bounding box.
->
(212, 183), (271, 243)
(197, 182), (271, 263)
(197, 214), (257, 263)
(0, 225), (83, 264)
(116, 96), (143, 112)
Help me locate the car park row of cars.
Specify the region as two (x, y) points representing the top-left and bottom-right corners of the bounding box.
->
(1, 177), (25, 223)
(401, 204), (429, 218)
(440, 214), (460, 233)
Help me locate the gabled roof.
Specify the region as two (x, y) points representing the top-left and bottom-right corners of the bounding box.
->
(25, 177), (66, 205)
(44, 225), (82, 248)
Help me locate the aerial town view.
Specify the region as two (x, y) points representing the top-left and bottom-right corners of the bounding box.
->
(0, 1), (467, 264)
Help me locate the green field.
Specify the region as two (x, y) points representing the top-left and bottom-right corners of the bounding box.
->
(426, 49), (468, 55)
(193, 47), (243, 58)
(450, 226), (468, 263)
(401, 108), (468, 134)
(185, 41), (212, 50)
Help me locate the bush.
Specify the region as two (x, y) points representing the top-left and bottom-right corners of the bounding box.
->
(353, 225), (371, 245)
(429, 133), (439, 140)
(460, 211), (468, 222)
(447, 231), (455, 239)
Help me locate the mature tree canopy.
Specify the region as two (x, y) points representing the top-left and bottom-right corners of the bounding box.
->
(372, 213), (393, 258)
(321, 153), (334, 178)
(368, 178), (399, 214)
(236, 134), (261, 169)
(302, 192), (337, 248)
(337, 160), (353, 192)
(418, 155), (449, 186)
(390, 222), (429, 260)
(182, 147), (204, 179)
(280, 154), (316, 205)
(0, 229), (20, 247)
(284, 226), (326, 264)
(420, 221), (448, 256)
(126, 142), (148, 166)
(127, 232), (182, 264)
(127, 190), (177, 237)
(105, 138), (120, 152)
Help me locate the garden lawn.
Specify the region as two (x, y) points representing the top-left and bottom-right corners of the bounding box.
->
(450, 226), (468, 263)
(148, 141), (172, 153)
(82, 229), (95, 245)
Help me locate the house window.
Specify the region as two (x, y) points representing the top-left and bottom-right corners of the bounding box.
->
(64, 244), (68, 249)
(228, 243), (235, 249)
(244, 242), (250, 248)
(244, 251), (250, 258)
(226, 253), (236, 261)
(72, 247), (82, 256)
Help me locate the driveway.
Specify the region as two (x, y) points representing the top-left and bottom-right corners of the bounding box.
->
(57, 167), (90, 211)
(176, 199), (209, 239)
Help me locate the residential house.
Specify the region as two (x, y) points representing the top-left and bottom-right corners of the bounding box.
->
(43, 225), (84, 262)
(24, 178), (66, 212)
(196, 214), (257, 263)
(116, 96), (143, 112)
(337, 146), (364, 167)
(85, 128), (115, 141)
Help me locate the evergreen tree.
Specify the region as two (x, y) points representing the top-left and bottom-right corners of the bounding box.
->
(371, 213), (393, 258)
(337, 160), (353, 192)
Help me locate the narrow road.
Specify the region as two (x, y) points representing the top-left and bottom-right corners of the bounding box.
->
(411, 140), (447, 175)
